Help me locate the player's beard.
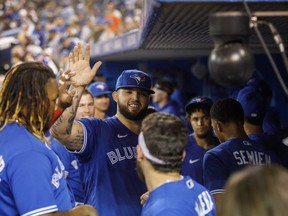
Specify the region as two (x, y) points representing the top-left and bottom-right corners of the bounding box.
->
(118, 102), (148, 121)
(136, 161), (145, 183)
(196, 130), (210, 139)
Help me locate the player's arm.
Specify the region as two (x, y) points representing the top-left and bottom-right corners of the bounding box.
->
(212, 194), (223, 216)
(50, 43), (101, 150)
(49, 69), (75, 128)
(42, 205), (98, 216)
(203, 152), (227, 216)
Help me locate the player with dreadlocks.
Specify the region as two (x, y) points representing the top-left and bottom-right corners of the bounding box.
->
(0, 62), (98, 216)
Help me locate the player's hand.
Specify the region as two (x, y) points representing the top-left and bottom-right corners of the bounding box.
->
(140, 191), (150, 205)
(57, 68), (76, 110)
(68, 43), (102, 87)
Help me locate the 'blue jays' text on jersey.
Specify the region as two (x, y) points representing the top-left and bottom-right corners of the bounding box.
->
(51, 139), (84, 205)
(203, 138), (281, 195)
(181, 134), (219, 186)
(0, 123), (73, 216)
(141, 176), (216, 216)
(72, 116), (147, 216)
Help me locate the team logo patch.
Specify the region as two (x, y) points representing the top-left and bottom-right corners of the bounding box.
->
(243, 140), (252, 146)
(193, 97), (206, 103)
(96, 84), (105, 90)
(130, 74), (146, 85)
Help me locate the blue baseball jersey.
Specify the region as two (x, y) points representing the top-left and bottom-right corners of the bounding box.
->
(141, 176), (216, 216)
(203, 138), (281, 195)
(51, 139), (84, 204)
(72, 116), (147, 216)
(181, 134), (219, 185)
(0, 123), (73, 216)
(249, 133), (288, 168)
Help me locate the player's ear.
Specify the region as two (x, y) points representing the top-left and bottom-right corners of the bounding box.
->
(136, 145), (144, 161)
(112, 91), (118, 102)
(181, 150), (186, 162)
(215, 121), (223, 132)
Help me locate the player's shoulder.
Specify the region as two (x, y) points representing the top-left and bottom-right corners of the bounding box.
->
(186, 134), (197, 147)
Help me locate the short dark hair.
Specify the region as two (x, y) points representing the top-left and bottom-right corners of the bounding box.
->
(186, 103), (211, 119)
(210, 98), (244, 124)
(155, 79), (175, 96)
(141, 112), (188, 172)
(0, 62), (56, 139)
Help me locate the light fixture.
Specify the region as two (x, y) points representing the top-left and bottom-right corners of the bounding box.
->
(208, 11), (255, 87)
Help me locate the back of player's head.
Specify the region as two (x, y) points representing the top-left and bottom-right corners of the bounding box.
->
(0, 62), (55, 137)
(246, 77), (272, 100)
(220, 165), (288, 216)
(140, 112), (188, 172)
(210, 98), (244, 124)
(237, 86), (268, 125)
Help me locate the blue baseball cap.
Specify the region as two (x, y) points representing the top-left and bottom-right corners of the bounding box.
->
(185, 96), (213, 112)
(237, 86), (268, 122)
(246, 77), (272, 99)
(88, 82), (111, 97)
(115, 69), (155, 94)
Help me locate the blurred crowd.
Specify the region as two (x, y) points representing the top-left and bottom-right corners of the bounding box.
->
(0, 0), (143, 74)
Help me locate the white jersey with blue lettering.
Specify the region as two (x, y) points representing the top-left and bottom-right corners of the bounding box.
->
(73, 116), (147, 216)
(0, 123), (73, 216)
(141, 176), (216, 216)
(203, 137), (281, 195)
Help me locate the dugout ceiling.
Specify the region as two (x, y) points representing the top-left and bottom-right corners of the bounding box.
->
(91, 0), (288, 61)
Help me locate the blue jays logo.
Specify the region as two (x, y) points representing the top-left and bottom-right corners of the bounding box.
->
(130, 74), (146, 85)
(243, 141), (252, 146)
(193, 97), (206, 103)
(96, 83), (106, 90)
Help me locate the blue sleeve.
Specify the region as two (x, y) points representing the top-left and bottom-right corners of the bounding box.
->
(203, 151), (228, 195)
(7, 152), (59, 215)
(151, 209), (185, 216)
(73, 118), (101, 163)
(51, 140), (71, 171)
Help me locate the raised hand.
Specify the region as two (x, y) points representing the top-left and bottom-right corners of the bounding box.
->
(57, 68), (75, 110)
(68, 43), (102, 87)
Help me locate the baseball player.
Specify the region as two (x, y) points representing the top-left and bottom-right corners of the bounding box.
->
(203, 98), (281, 216)
(138, 112), (216, 216)
(151, 79), (181, 117)
(50, 89), (95, 205)
(50, 43), (154, 216)
(88, 81), (111, 119)
(0, 62), (98, 216)
(237, 86), (288, 168)
(181, 96), (219, 185)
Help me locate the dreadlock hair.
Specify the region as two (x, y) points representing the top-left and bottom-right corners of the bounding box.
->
(141, 112), (188, 173)
(0, 62), (56, 140)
